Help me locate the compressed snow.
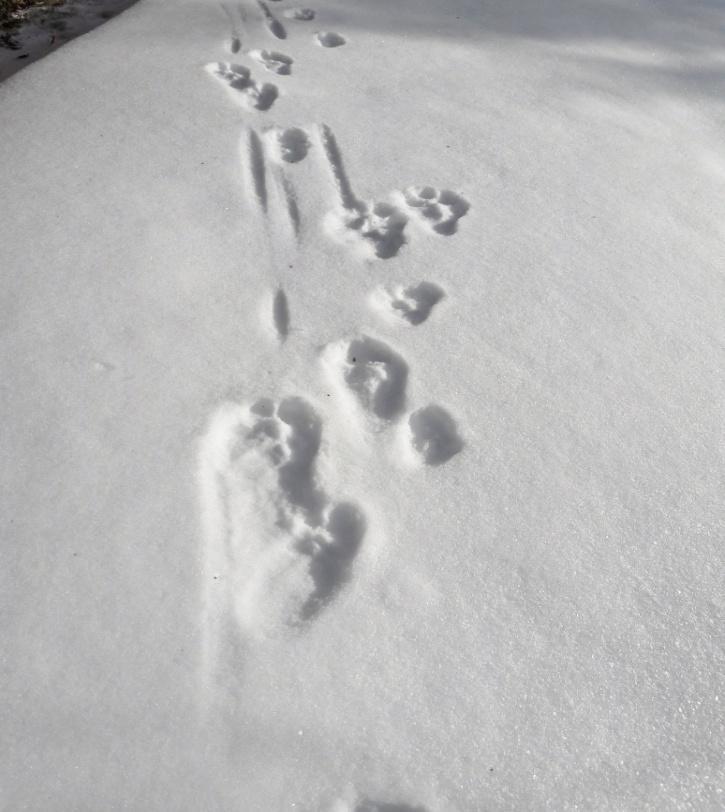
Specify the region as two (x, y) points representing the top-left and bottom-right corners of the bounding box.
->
(2, 0), (725, 809)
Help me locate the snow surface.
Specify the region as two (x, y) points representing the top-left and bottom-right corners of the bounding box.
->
(2, 0), (725, 809)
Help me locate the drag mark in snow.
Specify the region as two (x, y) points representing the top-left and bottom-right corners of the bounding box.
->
(257, 0), (287, 39)
(319, 125), (408, 260)
(372, 282), (445, 326)
(315, 31), (346, 47)
(398, 186), (470, 235)
(250, 48), (293, 75)
(220, 2), (243, 53)
(207, 62), (278, 111)
(319, 124), (359, 210)
(408, 405), (463, 465)
(199, 397), (366, 644)
(279, 170), (301, 236)
(273, 287), (290, 341)
(247, 128), (268, 212)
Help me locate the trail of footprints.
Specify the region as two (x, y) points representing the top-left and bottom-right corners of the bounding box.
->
(200, 3), (467, 802)
(212, 0), (337, 110)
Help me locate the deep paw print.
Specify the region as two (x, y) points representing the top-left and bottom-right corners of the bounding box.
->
(270, 126), (311, 163)
(206, 62), (278, 111)
(408, 404), (463, 466)
(400, 186), (470, 235)
(325, 336), (409, 421)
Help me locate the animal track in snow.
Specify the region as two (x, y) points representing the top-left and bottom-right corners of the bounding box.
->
(278, 170), (301, 235)
(373, 282), (445, 326)
(273, 287), (290, 341)
(319, 124), (357, 209)
(327, 336), (409, 422)
(257, 0), (287, 39)
(221, 2), (244, 53)
(284, 7), (315, 20)
(338, 201), (408, 260)
(316, 31), (346, 47)
(207, 62), (278, 111)
(200, 397), (366, 638)
(320, 125), (408, 260)
(250, 48), (293, 75)
(399, 186), (470, 236)
(274, 126), (310, 163)
(408, 404), (463, 465)
(246, 128), (268, 211)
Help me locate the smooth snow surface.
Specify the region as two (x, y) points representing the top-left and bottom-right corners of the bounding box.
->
(2, 0), (725, 809)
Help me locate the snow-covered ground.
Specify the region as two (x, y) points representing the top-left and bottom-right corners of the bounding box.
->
(2, 0), (725, 809)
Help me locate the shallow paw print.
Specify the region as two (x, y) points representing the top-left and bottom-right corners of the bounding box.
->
(373, 281), (445, 326)
(401, 185), (470, 235)
(284, 7), (315, 20)
(250, 49), (293, 75)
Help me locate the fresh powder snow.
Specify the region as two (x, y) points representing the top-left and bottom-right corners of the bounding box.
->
(1, 0), (724, 809)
